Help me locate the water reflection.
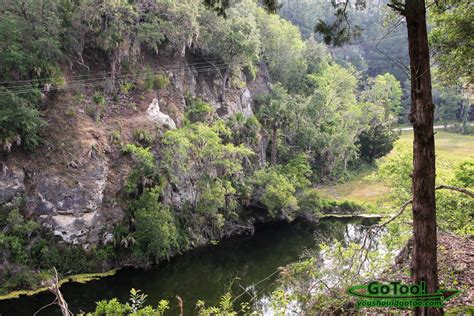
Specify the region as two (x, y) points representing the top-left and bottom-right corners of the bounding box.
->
(256, 221), (388, 315)
(0, 218), (380, 315)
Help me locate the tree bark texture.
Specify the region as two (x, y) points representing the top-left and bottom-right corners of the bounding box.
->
(405, 0), (440, 314)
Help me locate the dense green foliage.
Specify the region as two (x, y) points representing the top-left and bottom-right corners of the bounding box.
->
(1, 0), (470, 309)
(185, 96), (215, 123)
(256, 8), (308, 89)
(0, 0), (406, 158)
(377, 147), (474, 236)
(0, 209), (114, 294)
(0, 0), (64, 151)
(120, 115), (255, 261)
(357, 103), (400, 163)
(82, 289), (170, 316)
(256, 64), (401, 181)
(84, 288), (255, 316)
(129, 188), (180, 261)
(429, 0), (473, 86)
(360, 73), (402, 119)
(117, 91), (372, 265)
(160, 122), (252, 214)
(0, 92), (45, 152)
(201, 0), (260, 99)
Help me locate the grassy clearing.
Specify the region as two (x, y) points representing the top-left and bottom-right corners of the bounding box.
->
(319, 131), (474, 208)
(318, 167), (390, 207)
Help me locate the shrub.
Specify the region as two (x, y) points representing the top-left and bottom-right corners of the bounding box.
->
(154, 73), (170, 89)
(85, 104), (97, 118)
(143, 71), (170, 91)
(437, 159), (474, 236)
(92, 92), (106, 106)
(252, 167), (298, 219)
(357, 117), (400, 163)
(73, 92), (86, 104)
(278, 154), (312, 190)
(94, 298), (130, 316)
(128, 102), (138, 111)
(454, 160), (474, 187)
(119, 82), (135, 95)
(112, 93), (119, 102)
(251, 157), (313, 219)
(87, 289), (169, 316)
(226, 114), (262, 146)
(185, 96), (214, 123)
(121, 144), (157, 195)
(160, 122), (253, 215)
(110, 130), (121, 144)
(297, 189), (323, 218)
(130, 188), (179, 261)
(29, 237), (114, 274)
(6, 209), (39, 239)
(0, 91), (45, 152)
(1, 268), (43, 292)
(132, 128), (155, 146)
(65, 106), (77, 118)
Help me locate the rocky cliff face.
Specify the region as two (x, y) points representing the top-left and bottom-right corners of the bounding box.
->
(0, 52), (270, 248)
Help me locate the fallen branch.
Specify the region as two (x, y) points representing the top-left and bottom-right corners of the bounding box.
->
(176, 295), (184, 316)
(47, 267), (72, 316)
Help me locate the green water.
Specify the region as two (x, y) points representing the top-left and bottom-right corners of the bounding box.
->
(0, 218), (377, 315)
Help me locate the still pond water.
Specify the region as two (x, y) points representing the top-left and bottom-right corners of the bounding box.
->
(0, 217), (377, 315)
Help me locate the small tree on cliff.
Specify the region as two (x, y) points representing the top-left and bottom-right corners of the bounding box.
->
(201, 0), (260, 102)
(256, 83), (293, 165)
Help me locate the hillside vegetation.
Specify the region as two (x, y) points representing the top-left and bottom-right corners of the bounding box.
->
(0, 0), (402, 295)
(0, 0), (472, 313)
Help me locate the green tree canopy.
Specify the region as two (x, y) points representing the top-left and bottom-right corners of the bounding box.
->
(430, 0), (474, 85)
(360, 73), (402, 119)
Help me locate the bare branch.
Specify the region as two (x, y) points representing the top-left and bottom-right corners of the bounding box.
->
(387, 3), (406, 14)
(375, 184), (474, 229)
(377, 198), (413, 228)
(34, 299), (58, 316)
(436, 184), (474, 198)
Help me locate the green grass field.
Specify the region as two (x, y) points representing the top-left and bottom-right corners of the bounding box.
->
(319, 131), (474, 208)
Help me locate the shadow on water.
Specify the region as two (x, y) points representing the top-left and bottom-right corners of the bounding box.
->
(0, 217), (378, 315)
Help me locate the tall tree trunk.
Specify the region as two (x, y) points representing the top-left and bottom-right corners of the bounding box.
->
(271, 125), (277, 165)
(405, 0), (440, 314)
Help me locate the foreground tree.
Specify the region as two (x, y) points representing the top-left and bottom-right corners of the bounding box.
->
(204, 0), (441, 313)
(317, 0), (440, 312)
(316, 0), (440, 312)
(399, 2), (439, 313)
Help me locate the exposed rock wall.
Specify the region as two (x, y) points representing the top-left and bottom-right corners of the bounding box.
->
(0, 52), (271, 248)
(0, 165), (25, 209)
(29, 158), (109, 245)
